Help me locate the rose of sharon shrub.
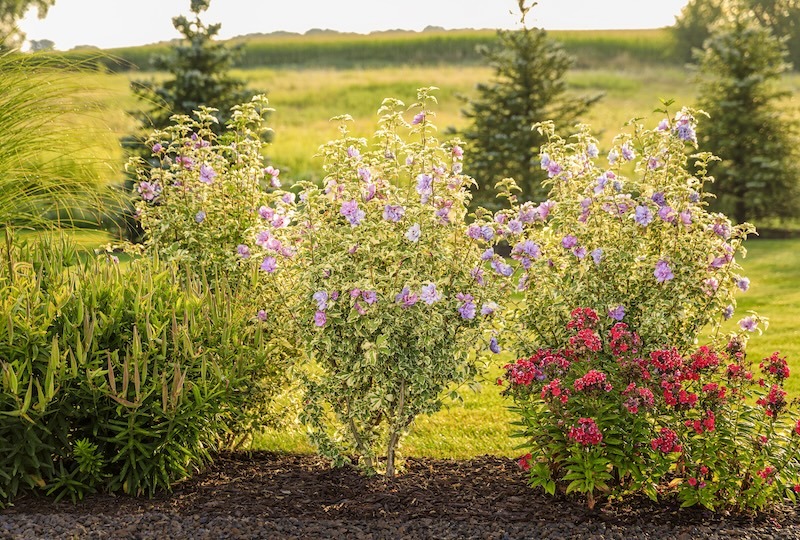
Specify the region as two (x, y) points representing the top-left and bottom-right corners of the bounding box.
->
(251, 88), (507, 476)
(494, 106), (754, 355)
(503, 309), (800, 511)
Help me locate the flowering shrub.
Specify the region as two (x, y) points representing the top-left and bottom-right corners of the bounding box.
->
(494, 106), (754, 355)
(251, 88), (507, 476)
(499, 108), (800, 510)
(126, 95), (299, 386)
(504, 309), (800, 511)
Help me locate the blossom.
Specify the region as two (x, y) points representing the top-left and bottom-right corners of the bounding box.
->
(586, 142), (599, 158)
(236, 244), (251, 258)
(347, 146), (361, 160)
(411, 112), (425, 125)
(481, 248), (494, 261)
(723, 305), (734, 320)
(651, 428), (682, 453)
(507, 219), (523, 235)
(176, 156), (194, 169)
(312, 290), (329, 311)
(518, 453), (532, 471)
(416, 174), (433, 202)
(607, 150), (619, 165)
(257, 310), (267, 321)
(621, 142), (635, 161)
(658, 206), (676, 223)
(489, 337), (501, 354)
(470, 267), (485, 286)
(452, 145), (464, 158)
(466, 224), (482, 239)
(561, 235), (578, 249)
(363, 182), (377, 202)
(195, 210), (206, 223)
(420, 283), (441, 305)
(673, 109), (697, 143)
(679, 210), (692, 226)
(654, 259), (674, 283)
(573, 246), (587, 259)
(340, 200), (365, 227)
(258, 206), (275, 221)
(137, 181), (161, 201)
(757, 385), (787, 417)
(314, 310), (327, 327)
(361, 290), (378, 305)
(546, 161), (562, 178)
(760, 352), (790, 381)
(737, 277), (750, 292)
(395, 286), (419, 308)
(199, 164), (217, 184)
(568, 418), (603, 446)
(657, 119), (669, 131)
(634, 205), (653, 227)
(481, 302), (499, 316)
(481, 225), (495, 241)
(569, 329), (602, 353)
(357, 167), (371, 182)
(739, 316), (758, 332)
(406, 223), (421, 242)
(608, 305), (625, 321)
(591, 248), (603, 265)
(260, 256), (277, 273)
(491, 259), (513, 277)
(383, 204), (405, 222)
(573, 370), (611, 392)
(151, 143), (163, 154)
(456, 293), (476, 320)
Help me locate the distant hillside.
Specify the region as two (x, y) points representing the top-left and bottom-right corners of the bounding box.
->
(62, 28), (677, 72)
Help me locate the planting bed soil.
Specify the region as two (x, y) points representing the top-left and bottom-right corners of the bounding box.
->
(2, 452), (799, 539)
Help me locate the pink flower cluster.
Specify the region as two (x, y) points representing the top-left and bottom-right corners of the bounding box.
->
(573, 370), (612, 393)
(760, 352), (790, 382)
(757, 385), (787, 417)
(568, 418), (603, 446)
(650, 428), (682, 454)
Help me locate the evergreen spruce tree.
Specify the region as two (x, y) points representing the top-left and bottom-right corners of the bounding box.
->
(696, 4), (800, 223)
(129, 0), (254, 136)
(460, 0), (599, 209)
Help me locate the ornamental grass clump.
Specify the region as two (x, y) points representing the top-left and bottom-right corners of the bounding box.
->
(251, 88), (507, 476)
(497, 106), (800, 511)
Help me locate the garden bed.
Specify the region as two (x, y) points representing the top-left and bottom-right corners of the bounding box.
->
(2, 452), (798, 539)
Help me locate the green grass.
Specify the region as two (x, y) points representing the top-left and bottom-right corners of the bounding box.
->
(250, 239), (800, 458)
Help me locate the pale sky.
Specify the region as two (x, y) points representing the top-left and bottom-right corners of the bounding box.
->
(19, 0), (691, 51)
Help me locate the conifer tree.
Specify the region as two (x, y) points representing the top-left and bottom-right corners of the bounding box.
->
(696, 5), (799, 223)
(460, 0), (599, 209)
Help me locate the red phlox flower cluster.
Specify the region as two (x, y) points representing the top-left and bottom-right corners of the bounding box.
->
(651, 427), (682, 453)
(689, 464), (711, 488)
(567, 417), (603, 446)
(757, 466), (776, 485)
(541, 378), (569, 404)
(573, 369), (612, 393)
(569, 329), (602, 353)
(756, 384), (787, 417)
(760, 352), (790, 382)
(567, 308), (599, 331)
(701, 382), (727, 403)
(518, 453), (533, 471)
(504, 357), (544, 387)
(726, 362), (753, 381)
(650, 348), (683, 373)
(689, 346), (721, 373)
(685, 410), (716, 434)
(795, 419), (800, 437)
(608, 323), (641, 357)
(622, 383), (655, 414)
(661, 380), (698, 409)
(538, 349), (573, 372)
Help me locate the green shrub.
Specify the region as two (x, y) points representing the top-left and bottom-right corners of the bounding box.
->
(0, 232), (289, 503)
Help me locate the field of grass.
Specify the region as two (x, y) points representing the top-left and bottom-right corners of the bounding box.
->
(65, 28), (676, 72)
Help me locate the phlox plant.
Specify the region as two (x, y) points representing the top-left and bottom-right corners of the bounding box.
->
(503, 310), (800, 511)
(497, 106), (800, 510)
(250, 88), (508, 477)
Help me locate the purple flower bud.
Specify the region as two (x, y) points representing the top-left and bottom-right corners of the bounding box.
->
(314, 311), (327, 327)
(236, 244), (251, 258)
(608, 305), (625, 321)
(489, 337), (501, 354)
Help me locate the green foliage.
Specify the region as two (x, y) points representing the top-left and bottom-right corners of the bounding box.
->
(0, 232), (289, 504)
(460, 1), (600, 210)
(252, 88), (508, 476)
(0, 0), (53, 48)
(696, 7), (800, 223)
(673, 0), (800, 70)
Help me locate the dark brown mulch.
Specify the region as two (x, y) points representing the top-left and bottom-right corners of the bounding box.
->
(2, 452), (800, 539)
